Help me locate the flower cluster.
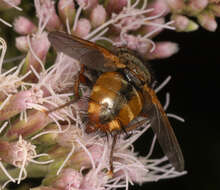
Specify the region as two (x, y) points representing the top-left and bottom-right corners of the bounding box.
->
(166, 0), (220, 32)
(0, 0), (219, 189)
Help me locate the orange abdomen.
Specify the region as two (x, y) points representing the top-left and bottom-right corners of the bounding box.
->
(87, 72), (144, 132)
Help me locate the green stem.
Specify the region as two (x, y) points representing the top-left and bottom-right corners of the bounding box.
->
(0, 163), (49, 183)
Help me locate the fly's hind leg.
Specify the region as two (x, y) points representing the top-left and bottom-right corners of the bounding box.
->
(107, 133), (118, 178)
(107, 119), (149, 178)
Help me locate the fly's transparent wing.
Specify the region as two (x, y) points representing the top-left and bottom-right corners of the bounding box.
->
(143, 85), (185, 172)
(48, 31), (124, 72)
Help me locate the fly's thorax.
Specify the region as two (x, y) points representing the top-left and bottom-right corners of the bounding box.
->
(117, 48), (152, 86)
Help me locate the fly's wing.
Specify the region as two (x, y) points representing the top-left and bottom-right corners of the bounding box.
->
(48, 31), (125, 72)
(143, 85), (185, 172)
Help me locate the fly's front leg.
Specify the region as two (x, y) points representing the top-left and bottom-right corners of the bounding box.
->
(48, 65), (86, 113)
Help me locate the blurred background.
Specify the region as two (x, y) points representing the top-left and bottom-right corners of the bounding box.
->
(1, 1), (220, 190)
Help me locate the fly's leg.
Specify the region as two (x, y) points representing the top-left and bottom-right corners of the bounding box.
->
(107, 133), (118, 178)
(48, 65), (88, 113)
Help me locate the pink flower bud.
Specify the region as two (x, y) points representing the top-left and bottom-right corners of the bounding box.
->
(209, 3), (220, 17)
(166, 0), (185, 13)
(35, 0), (63, 31)
(90, 5), (107, 28)
(147, 0), (170, 17)
(6, 110), (51, 140)
(53, 168), (83, 189)
(122, 34), (137, 49)
(186, 0), (208, 15)
(146, 42), (179, 59)
(172, 15), (189, 31)
(105, 0), (127, 14)
(15, 36), (29, 52)
(73, 18), (91, 38)
(0, 90), (32, 121)
(118, 34), (151, 55)
(0, 0), (21, 10)
(58, 0), (76, 26)
(24, 32), (50, 82)
(13, 16), (37, 35)
(172, 14), (199, 32)
(76, 0), (98, 10)
(197, 10), (217, 31)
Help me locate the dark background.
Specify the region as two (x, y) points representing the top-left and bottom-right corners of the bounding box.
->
(133, 24), (220, 190)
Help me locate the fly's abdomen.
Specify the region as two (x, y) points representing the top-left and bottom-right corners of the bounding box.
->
(88, 72), (143, 132)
